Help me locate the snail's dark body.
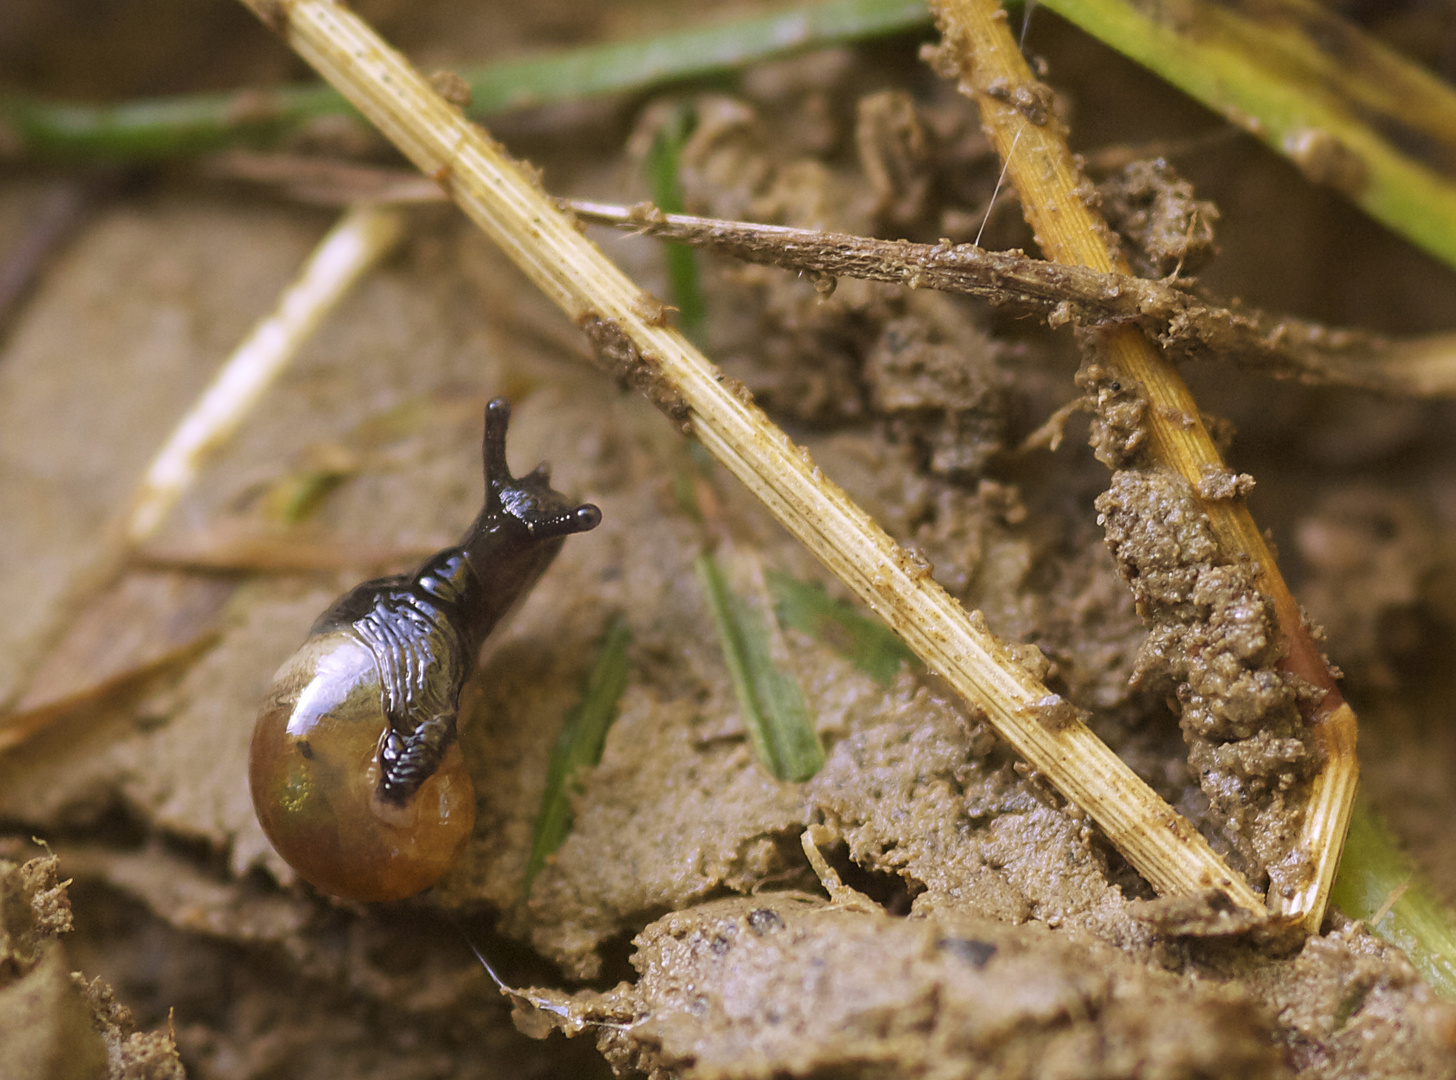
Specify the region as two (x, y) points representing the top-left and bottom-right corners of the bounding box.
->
(249, 399), (600, 901)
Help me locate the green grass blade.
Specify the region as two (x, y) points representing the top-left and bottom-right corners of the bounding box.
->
(697, 552), (825, 781)
(1329, 800), (1456, 1000)
(13, 0), (1455, 267)
(645, 104), (708, 338)
(766, 568), (917, 686)
(0, 0), (933, 161)
(671, 441), (716, 523)
(469, 0), (931, 113)
(261, 467), (350, 525)
(1038, 0), (1456, 271)
(0, 85), (344, 161)
(523, 614), (632, 897)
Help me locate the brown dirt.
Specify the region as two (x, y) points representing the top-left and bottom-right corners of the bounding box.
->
(4, 2), (1456, 1079)
(1097, 465), (1318, 897)
(0, 853), (185, 1079)
(544, 894), (1288, 1080)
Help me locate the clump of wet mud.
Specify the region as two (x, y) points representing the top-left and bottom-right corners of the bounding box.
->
(534, 895), (1286, 1080)
(522, 894), (1456, 1080)
(0, 853), (184, 1079)
(1097, 158), (1219, 279)
(1096, 467), (1318, 896)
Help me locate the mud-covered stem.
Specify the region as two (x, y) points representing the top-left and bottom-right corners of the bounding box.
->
(234, 0), (1264, 915)
(566, 201), (1456, 399)
(930, 0), (1357, 931)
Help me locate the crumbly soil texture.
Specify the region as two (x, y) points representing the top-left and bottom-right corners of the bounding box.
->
(3, 2), (1456, 1078)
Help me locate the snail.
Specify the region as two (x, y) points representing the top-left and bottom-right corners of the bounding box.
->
(249, 398), (601, 901)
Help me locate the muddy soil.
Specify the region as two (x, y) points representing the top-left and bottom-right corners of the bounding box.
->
(3, 1), (1456, 1078)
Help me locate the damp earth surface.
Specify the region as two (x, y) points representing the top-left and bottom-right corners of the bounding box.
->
(3, 1), (1456, 1078)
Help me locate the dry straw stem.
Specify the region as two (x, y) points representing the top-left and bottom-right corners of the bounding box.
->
(568, 199), (1456, 399)
(0, 203), (403, 746)
(199, 159), (1456, 398)
(931, 0), (1357, 931)
(125, 204), (404, 544)
(206, 162), (1456, 398)
(235, 0), (1266, 916)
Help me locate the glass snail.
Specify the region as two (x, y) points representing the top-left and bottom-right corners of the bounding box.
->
(249, 399), (601, 901)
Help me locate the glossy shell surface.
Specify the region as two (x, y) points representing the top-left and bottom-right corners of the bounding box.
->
(249, 632), (476, 901)
(248, 398), (599, 902)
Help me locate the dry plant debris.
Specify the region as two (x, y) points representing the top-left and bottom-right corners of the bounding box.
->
(4, 1), (1456, 1078)
(203, 151), (1456, 398)
(929, 0), (1355, 932)
(1034, 0), (1456, 270)
(565, 199), (1456, 398)
(0, 204), (404, 752)
(229, 0), (1267, 924)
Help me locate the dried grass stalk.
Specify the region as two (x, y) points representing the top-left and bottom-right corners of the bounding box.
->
(0, 203), (403, 738)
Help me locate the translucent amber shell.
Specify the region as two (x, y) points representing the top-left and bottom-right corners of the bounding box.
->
(249, 399), (600, 902)
(249, 633), (476, 902)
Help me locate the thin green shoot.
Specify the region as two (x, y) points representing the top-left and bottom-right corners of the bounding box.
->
(1329, 799), (1456, 1001)
(523, 615), (632, 898)
(261, 468), (350, 525)
(671, 440), (717, 523)
(645, 103), (707, 338)
(0, 0), (933, 161)
(697, 552), (825, 782)
(766, 569), (917, 687)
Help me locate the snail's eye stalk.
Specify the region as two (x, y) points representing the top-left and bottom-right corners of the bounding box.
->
(481, 397), (514, 511)
(530, 502), (602, 540)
